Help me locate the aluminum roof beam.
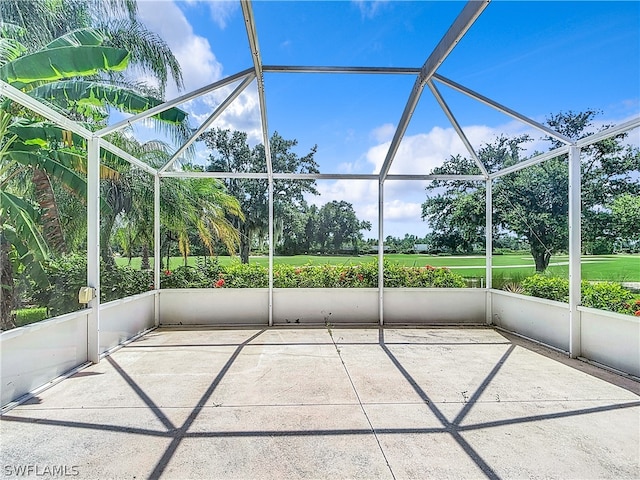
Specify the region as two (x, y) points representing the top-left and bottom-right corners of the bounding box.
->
(159, 171), (485, 181)
(1, 80), (157, 175)
(94, 68), (254, 138)
(575, 116), (640, 148)
(1, 80), (93, 139)
(491, 146), (570, 179)
(433, 73), (573, 145)
(388, 174), (485, 181)
(427, 79), (489, 178)
(159, 74), (255, 174)
(241, 0), (273, 179)
(263, 66), (421, 75)
(379, 0), (490, 182)
(490, 116), (640, 179)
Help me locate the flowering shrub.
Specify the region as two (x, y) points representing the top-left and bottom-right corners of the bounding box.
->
(158, 260), (466, 289)
(520, 274), (639, 316)
(582, 282), (638, 315)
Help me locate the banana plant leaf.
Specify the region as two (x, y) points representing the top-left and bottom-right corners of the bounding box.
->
(0, 193), (50, 289)
(0, 37), (27, 65)
(46, 148), (121, 181)
(6, 148), (114, 214)
(0, 190), (50, 262)
(0, 46), (129, 88)
(29, 80), (187, 124)
(1, 224), (50, 288)
(8, 122), (87, 148)
(44, 28), (106, 49)
(8, 122), (155, 170)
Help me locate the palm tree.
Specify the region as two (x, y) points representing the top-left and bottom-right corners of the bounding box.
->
(0, 0), (188, 328)
(104, 144), (243, 271)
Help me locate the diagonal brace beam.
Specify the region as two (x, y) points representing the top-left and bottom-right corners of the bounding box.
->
(433, 73), (573, 145)
(379, 0), (490, 181)
(94, 68), (254, 138)
(159, 74), (255, 174)
(427, 79), (489, 178)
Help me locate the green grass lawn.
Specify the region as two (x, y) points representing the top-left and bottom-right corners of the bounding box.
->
(115, 253), (640, 282)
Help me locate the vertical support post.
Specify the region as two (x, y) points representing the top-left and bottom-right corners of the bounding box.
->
(568, 146), (582, 358)
(485, 178), (493, 324)
(268, 179), (274, 327)
(378, 181), (384, 326)
(154, 174), (161, 326)
(87, 138), (100, 363)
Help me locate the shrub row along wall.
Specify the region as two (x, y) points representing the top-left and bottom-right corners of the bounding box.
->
(35, 255), (467, 317)
(521, 275), (640, 317)
(34, 254), (638, 319)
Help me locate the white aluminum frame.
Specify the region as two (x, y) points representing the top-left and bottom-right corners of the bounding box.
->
(2, 0), (639, 366)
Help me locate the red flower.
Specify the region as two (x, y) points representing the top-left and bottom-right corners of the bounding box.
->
(215, 278), (225, 288)
(295, 268), (302, 275)
(635, 311), (640, 317)
(425, 265), (435, 271)
(164, 270), (171, 276)
(357, 274), (364, 281)
(635, 299), (640, 305)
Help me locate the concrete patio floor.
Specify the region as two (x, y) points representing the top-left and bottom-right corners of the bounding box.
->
(1, 326), (639, 479)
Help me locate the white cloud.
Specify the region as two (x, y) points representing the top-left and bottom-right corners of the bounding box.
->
(352, 0), (390, 19)
(364, 120), (558, 175)
(206, 0), (238, 29)
(366, 126), (469, 175)
(137, 1), (261, 146)
(137, 1), (223, 96)
(185, 82), (261, 145)
(370, 123), (395, 143)
(383, 200), (422, 222)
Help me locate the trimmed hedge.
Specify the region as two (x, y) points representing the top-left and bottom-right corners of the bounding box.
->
(34, 255), (467, 316)
(160, 260), (466, 289)
(521, 274), (640, 316)
(14, 307), (48, 326)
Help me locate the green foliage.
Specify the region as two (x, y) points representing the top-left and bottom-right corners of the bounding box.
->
(421, 111), (640, 271)
(30, 80), (187, 123)
(223, 263), (269, 288)
(611, 193), (640, 243)
(581, 282), (636, 315)
(521, 274), (639, 315)
(383, 262), (467, 288)
(202, 128), (319, 263)
(14, 307), (48, 326)
(158, 260), (465, 289)
(0, 44), (130, 88)
(33, 253), (152, 317)
(521, 275), (569, 302)
(33, 253), (87, 316)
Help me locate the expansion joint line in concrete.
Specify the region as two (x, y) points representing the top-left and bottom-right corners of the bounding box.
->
(326, 324), (397, 480)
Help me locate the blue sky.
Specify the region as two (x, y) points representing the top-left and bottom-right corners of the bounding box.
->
(134, 0), (640, 238)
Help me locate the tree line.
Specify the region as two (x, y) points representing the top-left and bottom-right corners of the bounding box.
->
(2, 1), (638, 330)
(421, 111), (640, 271)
